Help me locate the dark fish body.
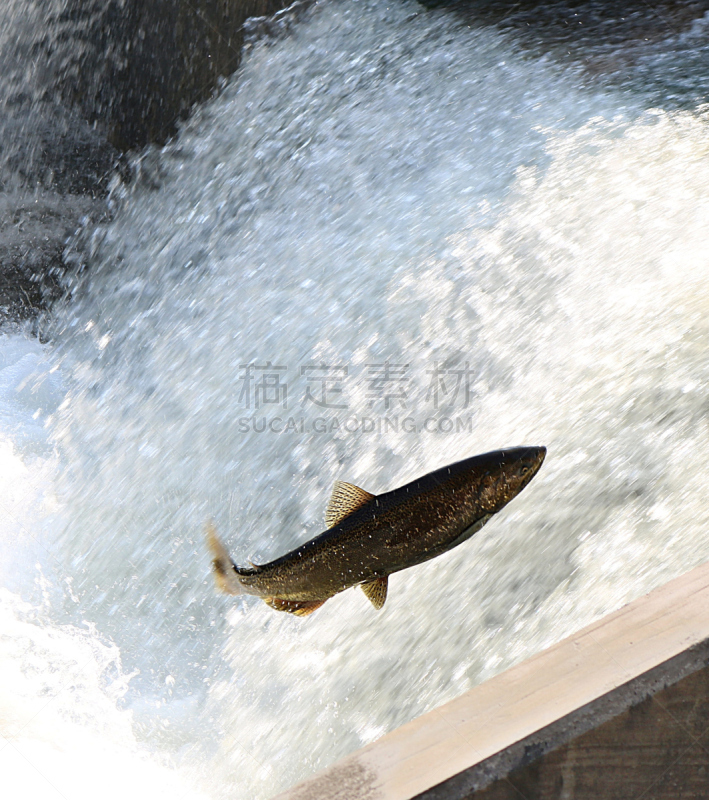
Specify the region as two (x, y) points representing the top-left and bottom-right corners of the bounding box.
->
(208, 446), (545, 616)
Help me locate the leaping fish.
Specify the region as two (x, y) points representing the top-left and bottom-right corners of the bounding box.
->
(207, 446), (546, 616)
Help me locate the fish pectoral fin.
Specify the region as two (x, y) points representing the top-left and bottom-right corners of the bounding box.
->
(263, 597), (327, 617)
(361, 576), (388, 610)
(325, 481), (376, 528)
(205, 520), (241, 596)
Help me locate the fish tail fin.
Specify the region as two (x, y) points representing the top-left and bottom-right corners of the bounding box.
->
(205, 520), (243, 595)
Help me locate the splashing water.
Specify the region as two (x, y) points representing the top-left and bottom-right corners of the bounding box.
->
(3, 0), (709, 797)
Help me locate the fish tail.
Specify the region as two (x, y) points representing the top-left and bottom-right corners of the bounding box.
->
(205, 520), (243, 595)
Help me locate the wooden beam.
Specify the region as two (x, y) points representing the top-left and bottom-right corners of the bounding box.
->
(273, 559), (709, 800)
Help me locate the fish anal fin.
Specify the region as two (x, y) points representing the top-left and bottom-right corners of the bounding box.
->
(263, 597), (327, 617)
(361, 576), (388, 610)
(326, 481), (375, 528)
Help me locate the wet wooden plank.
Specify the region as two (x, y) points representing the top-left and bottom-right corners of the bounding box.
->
(273, 559), (709, 800)
(474, 665), (709, 800)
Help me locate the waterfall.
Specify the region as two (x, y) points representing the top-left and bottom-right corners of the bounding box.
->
(2, 0), (709, 797)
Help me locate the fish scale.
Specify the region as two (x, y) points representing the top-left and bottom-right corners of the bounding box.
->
(208, 446), (546, 615)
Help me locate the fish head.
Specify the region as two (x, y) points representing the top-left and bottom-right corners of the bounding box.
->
(473, 446), (546, 514)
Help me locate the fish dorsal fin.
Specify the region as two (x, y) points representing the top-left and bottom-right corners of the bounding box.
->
(325, 481), (375, 528)
(263, 597), (327, 617)
(361, 576), (388, 610)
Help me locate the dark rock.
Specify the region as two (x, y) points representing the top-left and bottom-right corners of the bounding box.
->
(418, 0), (709, 72)
(39, 0), (298, 151)
(0, 0), (296, 325)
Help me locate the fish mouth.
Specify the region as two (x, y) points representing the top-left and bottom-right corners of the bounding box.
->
(494, 445), (546, 498)
(529, 445), (546, 471)
(515, 445), (546, 489)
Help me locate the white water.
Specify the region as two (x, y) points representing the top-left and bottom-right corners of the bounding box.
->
(4, 0), (709, 796)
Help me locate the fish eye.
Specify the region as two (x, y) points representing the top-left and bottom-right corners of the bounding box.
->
(519, 465), (529, 475)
